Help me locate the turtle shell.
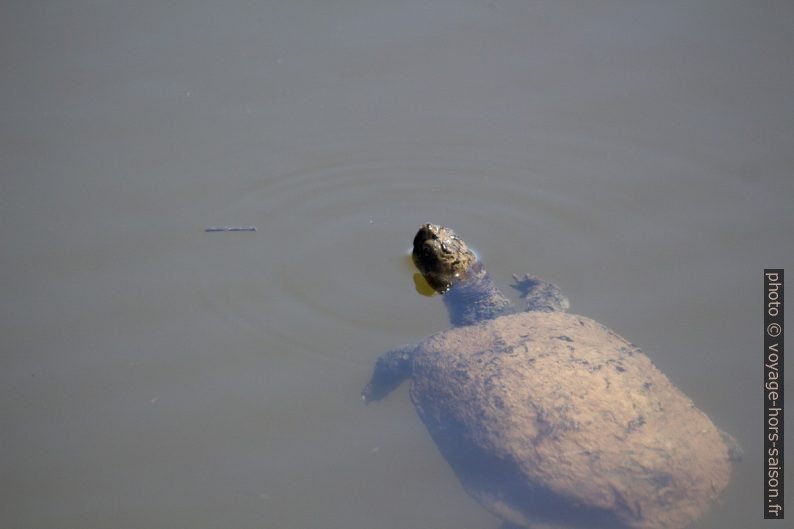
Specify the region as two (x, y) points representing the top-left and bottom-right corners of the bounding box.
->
(409, 311), (731, 529)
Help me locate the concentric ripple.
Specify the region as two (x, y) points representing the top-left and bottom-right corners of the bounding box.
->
(192, 137), (716, 367)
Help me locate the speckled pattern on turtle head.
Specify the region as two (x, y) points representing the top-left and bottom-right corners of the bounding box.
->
(362, 224), (737, 529)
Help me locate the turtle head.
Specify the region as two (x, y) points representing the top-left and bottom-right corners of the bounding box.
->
(412, 224), (477, 293)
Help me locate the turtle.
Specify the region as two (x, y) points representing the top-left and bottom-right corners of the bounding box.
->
(362, 223), (736, 529)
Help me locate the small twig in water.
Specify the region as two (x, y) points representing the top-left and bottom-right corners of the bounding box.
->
(204, 226), (257, 232)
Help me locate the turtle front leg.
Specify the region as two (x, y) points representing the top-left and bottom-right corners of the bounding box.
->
(361, 344), (415, 403)
(510, 273), (570, 313)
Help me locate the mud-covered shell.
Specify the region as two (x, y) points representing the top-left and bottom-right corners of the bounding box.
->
(410, 311), (731, 529)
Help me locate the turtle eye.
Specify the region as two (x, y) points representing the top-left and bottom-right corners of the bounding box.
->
(440, 243), (448, 253)
(423, 246), (432, 257)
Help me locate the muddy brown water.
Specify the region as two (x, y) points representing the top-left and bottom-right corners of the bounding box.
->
(2, 2), (792, 529)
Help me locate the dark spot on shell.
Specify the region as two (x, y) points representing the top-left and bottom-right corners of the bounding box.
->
(532, 412), (554, 445)
(570, 356), (603, 372)
(647, 474), (672, 490)
(614, 364), (626, 373)
(627, 416), (646, 432)
(618, 346), (638, 357)
(555, 335), (574, 342)
(452, 369), (470, 380)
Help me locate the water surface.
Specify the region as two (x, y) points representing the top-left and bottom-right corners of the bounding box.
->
(2, 2), (792, 528)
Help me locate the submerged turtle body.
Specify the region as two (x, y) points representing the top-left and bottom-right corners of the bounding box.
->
(412, 312), (730, 529)
(363, 224), (734, 529)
